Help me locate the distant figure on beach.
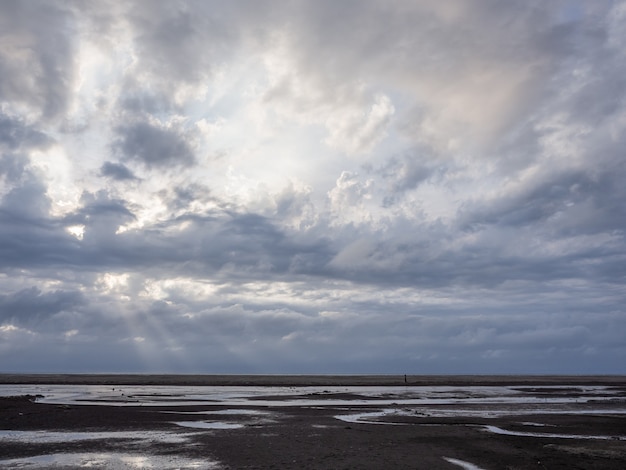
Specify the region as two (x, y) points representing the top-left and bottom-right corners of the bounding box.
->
(404, 374), (407, 384)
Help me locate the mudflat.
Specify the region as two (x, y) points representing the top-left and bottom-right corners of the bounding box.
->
(1, 375), (625, 469)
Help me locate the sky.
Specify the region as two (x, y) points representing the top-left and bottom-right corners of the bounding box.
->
(0, 0), (625, 375)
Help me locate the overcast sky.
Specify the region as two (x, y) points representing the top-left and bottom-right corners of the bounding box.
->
(1, 0), (625, 374)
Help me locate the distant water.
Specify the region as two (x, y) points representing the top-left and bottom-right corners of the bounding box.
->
(2, 382), (625, 412)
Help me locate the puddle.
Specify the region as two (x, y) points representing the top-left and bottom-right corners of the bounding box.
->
(335, 410), (407, 425)
(335, 410), (626, 440)
(443, 457), (486, 470)
(0, 430), (193, 444)
(334, 406), (626, 421)
(482, 425), (625, 441)
(210, 409), (269, 416)
(0, 452), (219, 469)
(172, 421), (244, 430)
(164, 409), (276, 428)
(163, 409), (270, 416)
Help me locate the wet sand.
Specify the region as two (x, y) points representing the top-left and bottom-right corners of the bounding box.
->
(1, 375), (625, 469)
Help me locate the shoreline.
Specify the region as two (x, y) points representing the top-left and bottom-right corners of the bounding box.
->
(1, 373), (625, 387)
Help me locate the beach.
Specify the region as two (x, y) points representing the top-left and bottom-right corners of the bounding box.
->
(1, 375), (625, 469)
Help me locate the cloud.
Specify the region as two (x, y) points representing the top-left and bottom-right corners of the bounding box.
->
(100, 161), (138, 181)
(376, 150), (442, 206)
(0, 153), (27, 182)
(0, 287), (86, 325)
(325, 94), (395, 155)
(0, 1), (76, 121)
(113, 121), (196, 168)
(119, 92), (172, 116)
(1, 169), (52, 221)
(0, 114), (51, 150)
(0, 0), (624, 374)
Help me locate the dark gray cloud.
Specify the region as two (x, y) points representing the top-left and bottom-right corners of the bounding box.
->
(0, 114), (51, 150)
(459, 170), (595, 230)
(113, 121), (195, 168)
(131, 5), (226, 83)
(0, 170), (79, 270)
(0, 287), (85, 325)
(458, 160), (626, 241)
(78, 190), (136, 221)
(161, 184), (213, 211)
(119, 92), (173, 116)
(372, 149), (443, 207)
(0, 1), (76, 121)
(1, 171), (52, 221)
(0, 154), (27, 181)
(100, 161), (138, 181)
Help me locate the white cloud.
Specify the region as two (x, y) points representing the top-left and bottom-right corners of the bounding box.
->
(325, 94), (395, 155)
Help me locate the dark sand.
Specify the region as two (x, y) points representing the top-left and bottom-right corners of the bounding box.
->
(1, 375), (625, 469)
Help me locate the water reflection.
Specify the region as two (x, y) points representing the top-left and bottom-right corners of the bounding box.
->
(0, 452), (219, 469)
(172, 421), (244, 430)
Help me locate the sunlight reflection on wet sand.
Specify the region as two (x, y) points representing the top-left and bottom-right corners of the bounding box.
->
(0, 452), (219, 469)
(0, 429), (193, 444)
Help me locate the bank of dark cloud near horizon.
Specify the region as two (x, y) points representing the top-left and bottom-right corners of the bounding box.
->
(0, 0), (624, 374)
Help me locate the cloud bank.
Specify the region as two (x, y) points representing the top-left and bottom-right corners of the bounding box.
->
(0, 0), (625, 374)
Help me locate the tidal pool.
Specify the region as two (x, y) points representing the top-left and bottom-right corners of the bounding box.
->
(0, 452), (219, 469)
(0, 429), (193, 444)
(172, 421), (244, 430)
(482, 425), (626, 441)
(443, 457), (486, 470)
